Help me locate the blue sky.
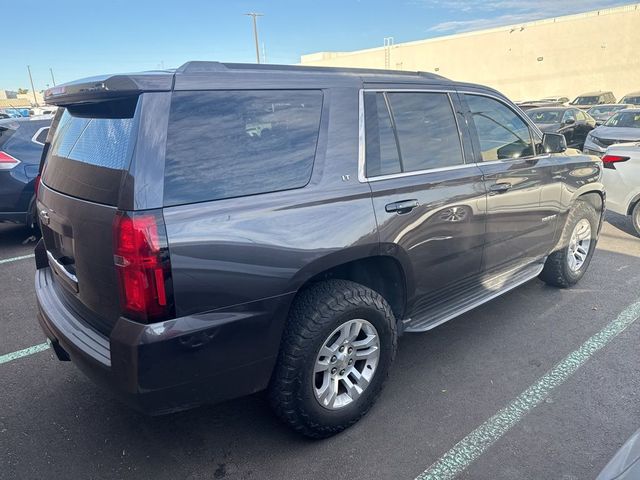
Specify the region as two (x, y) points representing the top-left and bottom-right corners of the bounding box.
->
(2, 0), (634, 90)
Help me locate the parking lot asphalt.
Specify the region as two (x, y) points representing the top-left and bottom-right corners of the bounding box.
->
(1, 214), (639, 480)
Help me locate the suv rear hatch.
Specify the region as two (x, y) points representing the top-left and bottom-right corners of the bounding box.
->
(38, 72), (173, 335)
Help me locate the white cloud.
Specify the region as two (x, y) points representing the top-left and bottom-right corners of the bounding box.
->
(422, 0), (634, 33)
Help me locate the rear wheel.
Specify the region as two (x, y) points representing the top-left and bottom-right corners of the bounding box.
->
(26, 196), (40, 233)
(269, 280), (397, 438)
(631, 202), (640, 237)
(540, 200), (599, 287)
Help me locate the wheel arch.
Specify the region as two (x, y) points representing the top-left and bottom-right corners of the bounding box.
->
(626, 192), (640, 216)
(289, 253), (410, 322)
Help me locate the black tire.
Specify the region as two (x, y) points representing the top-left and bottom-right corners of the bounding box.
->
(26, 196), (40, 233)
(539, 200), (599, 288)
(631, 202), (640, 238)
(268, 279), (397, 438)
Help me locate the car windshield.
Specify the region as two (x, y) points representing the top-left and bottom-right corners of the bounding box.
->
(621, 96), (640, 105)
(572, 96), (598, 105)
(604, 111), (640, 128)
(527, 110), (563, 123)
(588, 105), (625, 116)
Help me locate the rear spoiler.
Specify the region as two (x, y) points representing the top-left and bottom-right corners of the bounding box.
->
(44, 71), (174, 106)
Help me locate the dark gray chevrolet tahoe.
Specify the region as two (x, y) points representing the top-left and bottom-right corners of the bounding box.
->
(35, 62), (605, 438)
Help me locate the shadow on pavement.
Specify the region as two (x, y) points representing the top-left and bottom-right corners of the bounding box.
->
(605, 212), (639, 239)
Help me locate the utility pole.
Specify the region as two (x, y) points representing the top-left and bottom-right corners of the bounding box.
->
(27, 65), (38, 106)
(49, 67), (56, 86)
(245, 12), (264, 63)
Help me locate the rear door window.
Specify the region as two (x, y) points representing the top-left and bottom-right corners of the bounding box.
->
(163, 90), (323, 206)
(42, 98), (139, 206)
(363, 91), (464, 178)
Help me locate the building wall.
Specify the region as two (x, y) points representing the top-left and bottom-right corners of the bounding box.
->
(0, 90), (18, 100)
(300, 4), (640, 102)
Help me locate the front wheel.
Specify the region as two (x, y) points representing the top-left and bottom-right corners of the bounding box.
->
(631, 202), (640, 237)
(268, 280), (397, 438)
(540, 200), (599, 288)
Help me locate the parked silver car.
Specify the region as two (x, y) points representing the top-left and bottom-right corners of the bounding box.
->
(619, 91), (640, 106)
(583, 108), (640, 156)
(601, 141), (640, 236)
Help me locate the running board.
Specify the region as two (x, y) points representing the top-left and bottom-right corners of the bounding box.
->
(403, 262), (545, 333)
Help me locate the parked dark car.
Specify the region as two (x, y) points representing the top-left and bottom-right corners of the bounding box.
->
(584, 108), (640, 156)
(35, 62), (605, 438)
(570, 91), (616, 110)
(517, 96), (569, 111)
(526, 106), (596, 149)
(619, 91), (640, 106)
(0, 115), (52, 227)
(587, 104), (632, 125)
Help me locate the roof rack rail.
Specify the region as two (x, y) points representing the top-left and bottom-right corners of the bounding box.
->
(175, 61), (447, 80)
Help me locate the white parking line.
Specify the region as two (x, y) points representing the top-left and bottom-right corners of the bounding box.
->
(0, 342), (50, 365)
(0, 253), (35, 265)
(415, 299), (640, 480)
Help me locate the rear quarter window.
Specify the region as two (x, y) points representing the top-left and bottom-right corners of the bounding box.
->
(163, 90), (323, 206)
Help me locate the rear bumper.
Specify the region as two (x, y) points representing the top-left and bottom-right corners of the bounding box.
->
(36, 266), (292, 414)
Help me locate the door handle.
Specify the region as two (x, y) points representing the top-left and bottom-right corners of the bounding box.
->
(489, 183), (512, 195)
(385, 199), (419, 214)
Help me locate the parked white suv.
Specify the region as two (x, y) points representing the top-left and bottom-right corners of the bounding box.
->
(602, 142), (640, 235)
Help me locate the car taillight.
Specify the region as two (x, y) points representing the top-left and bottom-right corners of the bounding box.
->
(113, 210), (175, 323)
(0, 151), (20, 170)
(602, 154), (630, 164)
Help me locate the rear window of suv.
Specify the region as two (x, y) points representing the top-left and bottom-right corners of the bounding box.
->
(42, 98), (139, 206)
(163, 90), (323, 206)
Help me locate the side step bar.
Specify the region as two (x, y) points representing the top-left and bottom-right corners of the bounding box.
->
(403, 261), (545, 333)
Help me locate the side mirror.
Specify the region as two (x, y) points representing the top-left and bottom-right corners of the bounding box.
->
(542, 133), (567, 153)
(564, 118), (576, 125)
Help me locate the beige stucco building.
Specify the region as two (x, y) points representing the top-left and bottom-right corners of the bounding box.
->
(300, 4), (640, 102)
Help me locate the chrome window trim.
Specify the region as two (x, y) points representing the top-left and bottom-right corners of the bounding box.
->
(358, 88), (469, 183)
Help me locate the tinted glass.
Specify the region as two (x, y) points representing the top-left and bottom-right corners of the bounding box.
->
(527, 110), (563, 123)
(622, 96), (640, 105)
(465, 94), (533, 161)
(386, 92), (463, 172)
(364, 92), (401, 177)
(164, 90), (322, 206)
(42, 99), (138, 206)
(572, 96), (598, 105)
(0, 122), (17, 149)
(34, 127), (49, 145)
(604, 111), (640, 128)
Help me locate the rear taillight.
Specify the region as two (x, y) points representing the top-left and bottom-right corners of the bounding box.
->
(0, 151), (20, 170)
(113, 210), (175, 323)
(602, 154), (630, 164)
(602, 154), (630, 169)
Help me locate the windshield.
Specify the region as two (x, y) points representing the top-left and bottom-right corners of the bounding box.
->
(588, 105), (626, 116)
(604, 111), (640, 128)
(572, 96), (598, 105)
(621, 96), (640, 105)
(527, 110), (563, 123)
